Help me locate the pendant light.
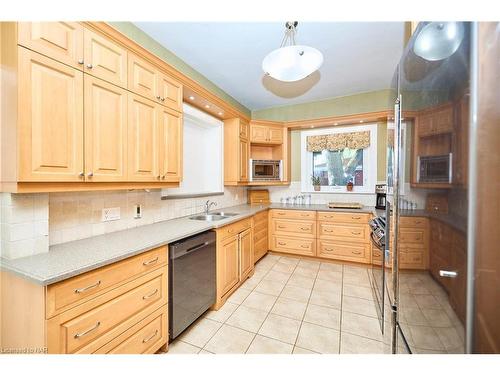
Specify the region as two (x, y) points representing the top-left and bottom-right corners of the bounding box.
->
(262, 21), (323, 82)
(413, 22), (465, 61)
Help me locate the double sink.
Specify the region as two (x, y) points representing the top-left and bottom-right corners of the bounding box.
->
(189, 211), (239, 222)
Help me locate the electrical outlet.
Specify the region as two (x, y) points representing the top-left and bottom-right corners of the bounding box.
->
(101, 207), (121, 222)
(134, 204), (142, 219)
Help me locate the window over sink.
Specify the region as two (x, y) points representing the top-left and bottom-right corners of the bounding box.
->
(301, 124), (378, 193)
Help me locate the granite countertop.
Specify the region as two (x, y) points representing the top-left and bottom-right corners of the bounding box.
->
(375, 208), (467, 233)
(0, 202), (464, 286)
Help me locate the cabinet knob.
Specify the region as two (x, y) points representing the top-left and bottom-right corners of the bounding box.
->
(157, 175), (161, 180)
(77, 59), (84, 65)
(160, 97), (165, 102)
(87, 172), (93, 177)
(161, 175), (166, 180)
(78, 172), (84, 177)
(86, 63), (93, 69)
(156, 95), (161, 100)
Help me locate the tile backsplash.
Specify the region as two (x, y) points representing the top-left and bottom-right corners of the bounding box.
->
(48, 187), (247, 246)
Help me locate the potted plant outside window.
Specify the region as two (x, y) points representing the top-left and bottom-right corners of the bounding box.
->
(346, 180), (354, 192)
(311, 175), (321, 191)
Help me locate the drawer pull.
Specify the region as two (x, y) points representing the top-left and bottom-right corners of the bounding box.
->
(324, 229), (333, 233)
(143, 329), (159, 343)
(301, 245), (309, 249)
(301, 214), (310, 217)
(415, 221), (422, 224)
(325, 248), (334, 252)
(352, 251), (362, 255)
(277, 212), (285, 215)
(74, 321), (100, 339)
(278, 225), (286, 229)
(351, 216), (361, 220)
(278, 242), (286, 245)
(74, 280), (101, 294)
(324, 215), (333, 218)
(143, 257), (159, 266)
(351, 231), (361, 235)
(142, 289), (159, 300)
(373, 252), (381, 257)
(300, 227), (309, 230)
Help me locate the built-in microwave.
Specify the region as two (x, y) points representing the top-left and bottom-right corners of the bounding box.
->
(249, 159), (282, 181)
(417, 153), (452, 183)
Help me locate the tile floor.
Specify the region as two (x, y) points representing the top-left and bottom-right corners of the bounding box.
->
(167, 253), (465, 354)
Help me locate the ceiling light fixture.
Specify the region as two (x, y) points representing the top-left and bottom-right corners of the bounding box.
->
(205, 104), (210, 109)
(218, 112), (223, 116)
(262, 21), (323, 82)
(189, 96), (195, 100)
(413, 22), (464, 61)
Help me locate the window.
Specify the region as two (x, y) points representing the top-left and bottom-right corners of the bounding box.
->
(301, 124), (378, 193)
(162, 104), (223, 197)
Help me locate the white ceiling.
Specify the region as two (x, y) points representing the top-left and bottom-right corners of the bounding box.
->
(134, 22), (405, 111)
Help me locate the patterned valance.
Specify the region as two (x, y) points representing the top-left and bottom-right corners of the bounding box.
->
(306, 131), (371, 152)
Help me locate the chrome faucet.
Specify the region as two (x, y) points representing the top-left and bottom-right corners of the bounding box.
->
(205, 200), (217, 214)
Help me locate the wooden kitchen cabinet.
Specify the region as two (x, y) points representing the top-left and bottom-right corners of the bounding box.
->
(84, 75), (128, 182)
(158, 106), (183, 182)
(83, 28), (127, 88)
(17, 48), (84, 182)
(17, 22), (84, 69)
(224, 118), (250, 184)
(157, 71), (183, 113)
(250, 123), (283, 144)
(253, 210), (269, 262)
(214, 218), (253, 309)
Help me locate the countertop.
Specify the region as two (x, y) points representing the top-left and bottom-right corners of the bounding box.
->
(0, 202), (465, 286)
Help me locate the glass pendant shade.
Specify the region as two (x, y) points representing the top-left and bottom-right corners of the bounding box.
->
(413, 22), (464, 61)
(262, 45), (323, 82)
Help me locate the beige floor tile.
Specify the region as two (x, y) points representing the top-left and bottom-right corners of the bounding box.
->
(414, 348), (448, 354)
(296, 322), (340, 354)
(258, 313), (301, 344)
(280, 284), (312, 302)
(414, 294), (442, 309)
(343, 264), (369, 275)
(264, 270), (291, 283)
(167, 340), (201, 354)
(343, 284), (375, 301)
(227, 286), (252, 304)
(278, 256), (300, 266)
(204, 302), (239, 323)
(309, 289), (342, 309)
(420, 308), (454, 328)
(254, 279), (286, 296)
(434, 327), (464, 351)
(313, 280), (342, 294)
(293, 266), (319, 278)
(343, 271), (371, 287)
(242, 291), (278, 312)
(272, 262), (296, 274)
(271, 297), (307, 320)
(399, 293), (420, 308)
(341, 311), (383, 341)
(408, 284), (432, 295)
(265, 254), (281, 262)
(292, 346), (319, 354)
(342, 295), (378, 318)
(319, 262), (343, 272)
(199, 349), (215, 354)
(317, 269), (343, 282)
(408, 325), (445, 351)
(178, 318), (222, 348)
(303, 303), (341, 330)
(253, 266), (270, 278)
(340, 332), (385, 354)
(287, 274), (316, 289)
(298, 259), (321, 271)
(399, 307), (428, 326)
(225, 305), (268, 333)
(240, 275), (262, 290)
(246, 335), (293, 354)
(204, 324), (255, 354)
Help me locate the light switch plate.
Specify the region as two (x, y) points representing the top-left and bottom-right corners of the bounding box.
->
(102, 207), (121, 222)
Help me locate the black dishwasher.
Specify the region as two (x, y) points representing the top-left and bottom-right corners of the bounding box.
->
(168, 230), (216, 340)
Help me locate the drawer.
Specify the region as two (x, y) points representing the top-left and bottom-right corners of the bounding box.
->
(317, 211), (370, 224)
(96, 305), (167, 354)
(217, 218), (251, 241)
(254, 237), (268, 255)
(372, 247), (383, 265)
(400, 251), (425, 269)
(317, 240), (370, 263)
(253, 210), (269, 223)
(253, 226), (268, 242)
(318, 222), (368, 243)
(272, 219), (315, 238)
(253, 219), (268, 234)
(46, 246), (167, 318)
(271, 209), (316, 221)
(399, 228), (425, 244)
(47, 266), (167, 353)
(271, 235), (315, 256)
(400, 216), (428, 229)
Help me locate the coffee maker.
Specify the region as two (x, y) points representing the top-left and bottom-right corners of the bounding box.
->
(375, 184), (386, 209)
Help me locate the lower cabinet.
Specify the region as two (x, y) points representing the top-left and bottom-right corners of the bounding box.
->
(214, 218), (254, 309)
(252, 210), (269, 262)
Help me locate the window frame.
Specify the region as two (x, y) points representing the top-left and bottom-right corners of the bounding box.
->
(300, 124), (378, 194)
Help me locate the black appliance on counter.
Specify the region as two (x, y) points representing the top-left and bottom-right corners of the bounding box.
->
(375, 184), (387, 209)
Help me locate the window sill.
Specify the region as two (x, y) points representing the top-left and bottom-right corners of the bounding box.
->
(302, 190), (374, 195)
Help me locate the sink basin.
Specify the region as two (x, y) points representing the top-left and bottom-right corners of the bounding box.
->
(212, 212), (239, 217)
(189, 214), (229, 221)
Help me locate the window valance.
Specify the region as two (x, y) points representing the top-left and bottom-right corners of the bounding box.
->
(306, 131), (371, 152)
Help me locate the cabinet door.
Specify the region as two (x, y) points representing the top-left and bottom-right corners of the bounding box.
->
(84, 76), (128, 181)
(158, 107), (182, 182)
(218, 236), (239, 297)
(239, 228), (253, 279)
(239, 120), (249, 140)
(127, 94), (160, 181)
(239, 137), (249, 182)
(157, 73), (182, 112)
(434, 107), (453, 134)
(18, 48), (84, 182)
(128, 53), (158, 102)
(18, 22), (84, 69)
(84, 28), (127, 88)
(268, 127), (283, 144)
(250, 124), (268, 143)
(417, 114), (434, 137)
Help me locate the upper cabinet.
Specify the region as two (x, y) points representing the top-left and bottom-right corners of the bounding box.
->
(250, 123), (283, 144)
(17, 22), (84, 70)
(224, 118), (250, 185)
(158, 106), (183, 182)
(157, 72), (182, 113)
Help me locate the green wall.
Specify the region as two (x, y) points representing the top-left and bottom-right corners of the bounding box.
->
(108, 22), (251, 117)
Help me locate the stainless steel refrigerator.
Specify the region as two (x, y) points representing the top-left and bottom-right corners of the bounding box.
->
(370, 22), (500, 354)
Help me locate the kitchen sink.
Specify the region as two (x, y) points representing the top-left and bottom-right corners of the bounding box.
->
(211, 212), (239, 217)
(189, 214), (229, 221)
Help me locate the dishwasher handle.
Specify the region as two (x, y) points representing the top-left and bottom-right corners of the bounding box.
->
(171, 239), (215, 260)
